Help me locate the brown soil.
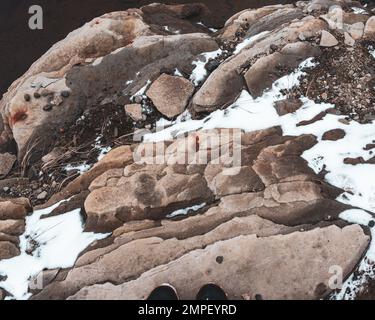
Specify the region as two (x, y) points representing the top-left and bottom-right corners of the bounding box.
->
(297, 36), (375, 123)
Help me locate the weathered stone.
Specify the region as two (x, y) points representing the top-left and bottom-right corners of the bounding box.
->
(147, 74), (194, 118)
(124, 104), (144, 121)
(68, 225), (369, 300)
(344, 32), (355, 46)
(0, 153), (16, 177)
(0, 198), (31, 220)
(320, 30), (338, 47)
(364, 16), (375, 37)
(322, 129), (346, 141)
(0, 241), (20, 260)
(274, 98), (303, 115)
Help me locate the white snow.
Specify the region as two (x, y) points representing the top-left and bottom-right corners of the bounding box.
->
(130, 80), (151, 101)
(351, 7), (368, 14)
(190, 49), (223, 86)
(167, 203), (206, 218)
(174, 68), (183, 77)
(0, 201), (108, 300)
(234, 31), (270, 55)
(65, 163), (91, 174)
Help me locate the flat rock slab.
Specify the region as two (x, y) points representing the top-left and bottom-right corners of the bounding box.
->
(69, 224), (369, 300)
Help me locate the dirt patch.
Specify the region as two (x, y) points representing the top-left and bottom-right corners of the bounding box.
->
(297, 37), (375, 123)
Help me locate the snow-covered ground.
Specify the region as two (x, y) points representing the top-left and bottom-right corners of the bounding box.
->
(0, 201), (108, 300)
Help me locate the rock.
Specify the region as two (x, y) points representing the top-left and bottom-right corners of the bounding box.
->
(1, 8), (218, 160)
(348, 22), (364, 40)
(68, 225), (369, 300)
(320, 30), (338, 47)
(245, 42), (321, 98)
(0, 198), (31, 220)
(274, 99), (303, 116)
(344, 32), (355, 46)
(0, 220), (25, 236)
(193, 17), (326, 113)
(0, 153), (16, 177)
(146, 74), (195, 118)
(0, 241), (20, 260)
(124, 104), (144, 121)
(37, 191), (48, 200)
(364, 16), (375, 37)
(322, 129), (346, 141)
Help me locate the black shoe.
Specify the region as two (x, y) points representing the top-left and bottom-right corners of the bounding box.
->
(147, 284), (179, 300)
(196, 284), (228, 300)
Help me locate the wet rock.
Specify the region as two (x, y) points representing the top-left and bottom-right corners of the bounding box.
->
(147, 74), (195, 118)
(320, 30), (338, 47)
(0, 153), (16, 177)
(322, 129), (346, 141)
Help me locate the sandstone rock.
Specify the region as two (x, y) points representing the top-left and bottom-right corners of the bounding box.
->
(147, 74), (194, 118)
(124, 104), (144, 121)
(320, 30), (338, 47)
(245, 42), (321, 98)
(0, 198), (31, 220)
(274, 98), (303, 115)
(68, 224), (369, 300)
(0, 241), (20, 260)
(348, 22), (364, 40)
(364, 16), (375, 37)
(0, 153), (16, 177)
(0, 220), (25, 236)
(1, 16), (218, 159)
(84, 168), (214, 232)
(322, 129), (346, 141)
(344, 32), (355, 46)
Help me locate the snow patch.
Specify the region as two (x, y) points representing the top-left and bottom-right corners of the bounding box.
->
(234, 31), (270, 55)
(167, 203), (206, 218)
(0, 201), (108, 300)
(190, 49), (223, 86)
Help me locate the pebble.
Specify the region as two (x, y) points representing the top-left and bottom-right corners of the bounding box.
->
(33, 92), (41, 99)
(2, 187), (9, 192)
(24, 94), (31, 102)
(37, 191), (48, 200)
(43, 104), (53, 112)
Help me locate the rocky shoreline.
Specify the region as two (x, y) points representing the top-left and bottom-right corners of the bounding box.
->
(1, 0), (375, 300)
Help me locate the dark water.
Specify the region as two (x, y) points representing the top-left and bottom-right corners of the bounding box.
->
(0, 0), (292, 97)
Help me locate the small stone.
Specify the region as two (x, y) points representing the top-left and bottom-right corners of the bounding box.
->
(3, 187), (9, 192)
(43, 104), (53, 112)
(322, 129), (346, 141)
(270, 44), (278, 52)
(33, 92), (41, 99)
(134, 96), (143, 104)
(344, 32), (355, 47)
(348, 22), (364, 40)
(320, 30), (338, 47)
(24, 94), (31, 102)
(124, 104), (144, 121)
(37, 191), (48, 200)
(61, 90), (70, 98)
(216, 256), (224, 264)
(0, 153), (17, 177)
(368, 220), (375, 228)
(321, 92), (328, 100)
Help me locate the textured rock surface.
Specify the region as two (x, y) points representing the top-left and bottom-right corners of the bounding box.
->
(147, 74), (195, 118)
(0, 0), (373, 301)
